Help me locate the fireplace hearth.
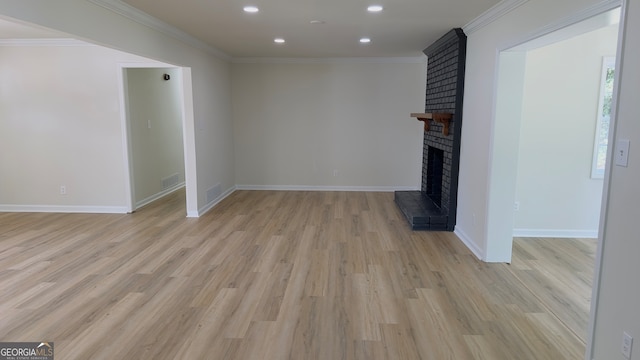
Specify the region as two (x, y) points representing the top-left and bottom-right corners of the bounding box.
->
(395, 28), (466, 231)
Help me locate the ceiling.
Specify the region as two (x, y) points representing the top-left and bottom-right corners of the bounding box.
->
(0, 2), (620, 59)
(112, 0), (501, 58)
(0, 0), (501, 58)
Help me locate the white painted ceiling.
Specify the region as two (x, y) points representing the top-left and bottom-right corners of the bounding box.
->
(0, 2), (621, 59)
(0, 0), (502, 58)
(0, 0), (503, 58)
(117, 0), (501, 58)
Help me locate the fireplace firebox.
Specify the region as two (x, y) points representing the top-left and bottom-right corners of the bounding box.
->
(426, 146), (444, 208)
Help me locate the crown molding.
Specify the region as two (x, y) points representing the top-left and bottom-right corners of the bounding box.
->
(463, 0), (530, 34)
(0, 38), (94, 46)
(463, 0), (621, 36)
(232, 56), (427, 64)
(502, 0), (621, 50)
(88, 0), (231, 61)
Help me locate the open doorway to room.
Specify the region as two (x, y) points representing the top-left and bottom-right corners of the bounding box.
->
(491, 7), (620, 345)
(121, 66), (187, 212)
(511, 11), (619, 241)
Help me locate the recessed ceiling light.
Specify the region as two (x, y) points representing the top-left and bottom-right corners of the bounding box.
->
(360, 37), (371, 43)
(367, 5), (383, 12)
(310, 20), (326, 25)
(243, 6), (259, 13)
(274, 38), (285, 44)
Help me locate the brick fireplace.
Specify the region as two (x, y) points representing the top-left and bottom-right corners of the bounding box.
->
(395, 28), (467, 231)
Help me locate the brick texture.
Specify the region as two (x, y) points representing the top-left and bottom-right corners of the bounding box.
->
(421, 28), (466, 231)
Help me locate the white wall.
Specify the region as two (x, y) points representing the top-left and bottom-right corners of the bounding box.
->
(591, 0), (640, 357)
(0, 44), (155, 212)
(0, 0), (235, 216)
(457, 0), (620, 262)
(513, 25), (618, 237)
(481, 50), (528, 261)
(125, 67), (185, 207)
(232, 60), (426, 190)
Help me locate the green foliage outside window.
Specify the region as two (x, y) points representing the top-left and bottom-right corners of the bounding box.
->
(592, 58), (615, 178)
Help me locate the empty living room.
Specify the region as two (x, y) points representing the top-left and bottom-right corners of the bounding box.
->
(1, 0), (639, 359)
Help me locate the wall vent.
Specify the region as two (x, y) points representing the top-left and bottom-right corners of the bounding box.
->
(206, 183), (222, 203)
(161, 173), (180, 189)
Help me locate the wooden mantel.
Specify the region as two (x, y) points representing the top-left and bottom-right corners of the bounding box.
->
(410, 113), (453, 136)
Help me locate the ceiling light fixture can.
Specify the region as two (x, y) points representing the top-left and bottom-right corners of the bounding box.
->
(360, 37), (371, 43)
(367, 5), (383, 12)
(274, 38), (285, 44)
(243, 6), (259, 13)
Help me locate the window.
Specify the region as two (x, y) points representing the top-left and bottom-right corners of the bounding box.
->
(591, 57), (615, 179)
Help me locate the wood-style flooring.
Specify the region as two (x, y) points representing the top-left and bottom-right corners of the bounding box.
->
(0, 189), (596, 359)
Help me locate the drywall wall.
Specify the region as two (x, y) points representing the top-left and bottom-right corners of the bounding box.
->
(591, 0), (640, 357)
(0, 0), (235, 216)
(125, 67), (185, 208)
(481, 50), (528, 261)
(231, 60), (426, 190)
(0, 44), (156, 211)
(457, 0), (619, 261)
(513, 24), (618, 237)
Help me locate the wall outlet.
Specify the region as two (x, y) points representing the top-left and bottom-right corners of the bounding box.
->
(622, 332), (633, 359)
(615, 139), (630, 167)
(60, 185), (66, 195)
(333, 169), (339, 177)
(514, 201), (520, 211)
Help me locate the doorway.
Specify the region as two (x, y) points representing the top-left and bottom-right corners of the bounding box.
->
(491, 6), (621, 345)
(511, 11), (619, 240)
(118, 64), (197, 216)
(488, 6), (621, 262)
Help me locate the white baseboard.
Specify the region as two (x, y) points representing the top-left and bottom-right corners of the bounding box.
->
(513, 228), (599, 238)
(0, 204), (128, 214)
(193, 184), (418, 217)
(235, 185), (419, 192)
(135, 183), (185, 209)
(454, 226), (484, 260)
(196, 185), (236, 217)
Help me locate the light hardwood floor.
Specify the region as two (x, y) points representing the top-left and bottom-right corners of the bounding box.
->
(0, 190), (596, 359)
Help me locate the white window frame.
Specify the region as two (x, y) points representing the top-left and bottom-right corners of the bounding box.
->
(591, 56), (615, 179)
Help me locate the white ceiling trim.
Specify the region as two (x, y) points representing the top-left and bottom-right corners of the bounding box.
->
(0, 38), (94, 46)
(232, 56), (427, 64)
(88, 0), (231, 61)
(463, 0), (530, 34)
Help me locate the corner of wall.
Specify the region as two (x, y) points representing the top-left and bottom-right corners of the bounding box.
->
(454, 226), (485, 260)
(197, 185), (236, 217)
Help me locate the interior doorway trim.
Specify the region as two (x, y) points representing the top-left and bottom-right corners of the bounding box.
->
(117, 62), (197, 216)
(485, 1), (624, 359)
(503, 0), (621, 51)
(485, 0), (623, 262)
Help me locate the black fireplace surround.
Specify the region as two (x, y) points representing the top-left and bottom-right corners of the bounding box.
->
(395, 28), (467, 231)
